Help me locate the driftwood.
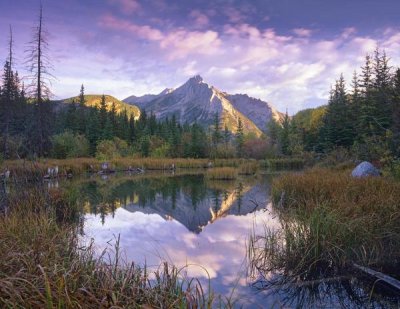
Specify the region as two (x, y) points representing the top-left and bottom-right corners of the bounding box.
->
(353, 263), (400, 291)
(0, 170), (10, 181)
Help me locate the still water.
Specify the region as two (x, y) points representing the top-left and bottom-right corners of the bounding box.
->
(58, 172), (400, 308)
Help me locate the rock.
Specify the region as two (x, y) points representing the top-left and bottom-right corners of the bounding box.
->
(351, 161), (380, 178)
(101, 162), (109, 171)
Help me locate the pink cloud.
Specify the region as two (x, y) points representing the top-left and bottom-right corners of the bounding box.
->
(225, 7), (246, 23)
(99, 14), (221, 59)
(100, 14), (163, 41)
(109, 0), (141, 14)
(160, 29), (222, 59)
(293, 28), (313, 37)
(189, 10), (210, 28)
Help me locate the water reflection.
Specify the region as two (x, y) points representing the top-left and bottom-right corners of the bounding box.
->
(60, 172), (400, 308)
(76, 173), (279, 306)
(77, 174), (268, 232)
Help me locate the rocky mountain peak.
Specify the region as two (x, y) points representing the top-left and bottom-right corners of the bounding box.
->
(189, 75), (204, 84)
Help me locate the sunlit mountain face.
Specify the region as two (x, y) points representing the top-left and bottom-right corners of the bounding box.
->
(1, 0), (400, 114)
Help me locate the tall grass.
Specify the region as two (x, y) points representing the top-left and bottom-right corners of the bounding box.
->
(205, 167), (238, 180)
(0, 186), (224, 308)
(262, 158), (305, 170)
(249, 168), (400, 284)
(238, 161), (259, 175)
(2, 158), (250, 181)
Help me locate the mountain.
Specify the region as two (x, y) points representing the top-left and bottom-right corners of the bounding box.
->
(60, 95), (141, 119)
(123, 75), (283, 136)
(124, 88), (174, 105)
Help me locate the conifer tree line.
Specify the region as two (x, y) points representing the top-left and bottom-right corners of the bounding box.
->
(270, 48), (400, 162)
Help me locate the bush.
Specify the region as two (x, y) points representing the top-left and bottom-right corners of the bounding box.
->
(243, 137), (270, 159)
(113, 137), (130, 157)
(151, 144), (171, 158)
(96, 140), (118, 161)
(0, 135), (26, 159)
(51, 131), (90, 159)
(96, 138), (131, 161)
(210, 144), (236, 159)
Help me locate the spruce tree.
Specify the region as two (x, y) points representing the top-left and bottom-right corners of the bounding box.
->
(212, 112), (221, 147)
(77, 84), (86, 133)
(236, 117), (244, 157)
(392, 68), (400, 154)
(280, 111), (291, 155)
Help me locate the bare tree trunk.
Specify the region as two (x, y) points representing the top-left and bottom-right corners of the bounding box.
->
(2, 26), (13, 159)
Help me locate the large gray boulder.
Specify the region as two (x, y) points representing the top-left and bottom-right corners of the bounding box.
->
(351, 161), (380, 178)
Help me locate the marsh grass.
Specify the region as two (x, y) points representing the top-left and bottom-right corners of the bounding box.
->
(238, 161), (259, 175)
(262, 158), (305, 170)
(0, 186), (227, 308)
(205, 167), (238, 180)
(249, 168), (400, 288)
(2, 158), (249, 181)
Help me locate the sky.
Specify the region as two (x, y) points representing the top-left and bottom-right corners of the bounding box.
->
(1, 0), (400, 114)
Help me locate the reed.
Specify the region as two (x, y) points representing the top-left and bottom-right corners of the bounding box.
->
(0, 187), (223, 308)
(249, 168), (400, 284)
(262, 158), (305, 170)
(205, 167), (238, 180)
(2, 158), (249, 181)
(238, 161), (259, 175)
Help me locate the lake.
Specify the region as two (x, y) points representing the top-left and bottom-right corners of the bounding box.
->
(53, 171), (400, 308)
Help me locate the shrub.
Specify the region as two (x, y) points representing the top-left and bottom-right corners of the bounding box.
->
(95, 138), (131, 161)
(243, 137), (270, 159)
(113, 137), (130, 157)
(151, 144), (171, 158)
(96, 140), (118, 161)
(0, 135), (26, 159)
(51, 131), (90, 159)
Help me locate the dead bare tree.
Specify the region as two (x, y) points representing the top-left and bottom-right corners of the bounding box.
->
(25, 4), (54, 157)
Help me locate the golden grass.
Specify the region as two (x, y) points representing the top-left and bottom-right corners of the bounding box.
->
(0, 187), (224, 308)
(2, 158), (252, 181)
(238, 161), (259, 175)
(262, 158), (305, 170)
(250, 168), (400, 277)
(205, 167), (238, 180)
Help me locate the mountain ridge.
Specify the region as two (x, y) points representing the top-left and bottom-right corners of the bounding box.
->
(123, 75), (283, 135)
(59, 94), (141, 120)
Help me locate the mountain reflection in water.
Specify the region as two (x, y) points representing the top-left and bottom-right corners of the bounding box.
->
(80, 173), (279, 306)
(59, 172), (400, 308)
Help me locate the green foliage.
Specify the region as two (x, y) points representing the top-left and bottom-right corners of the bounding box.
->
(95, 140), (118, 161)
(235, 117), (244, 157)
(263, 158), (305, 170)
(51, 131), (90, 159)
(267, 48), (400, 164)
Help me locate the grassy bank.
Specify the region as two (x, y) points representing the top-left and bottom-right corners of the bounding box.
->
(249, 168), (400, 282)
(0, 187), (223, 308)
(261, 158), (305, 170)
(2, 157), (252, 181)
(206, 167), (238, 180)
